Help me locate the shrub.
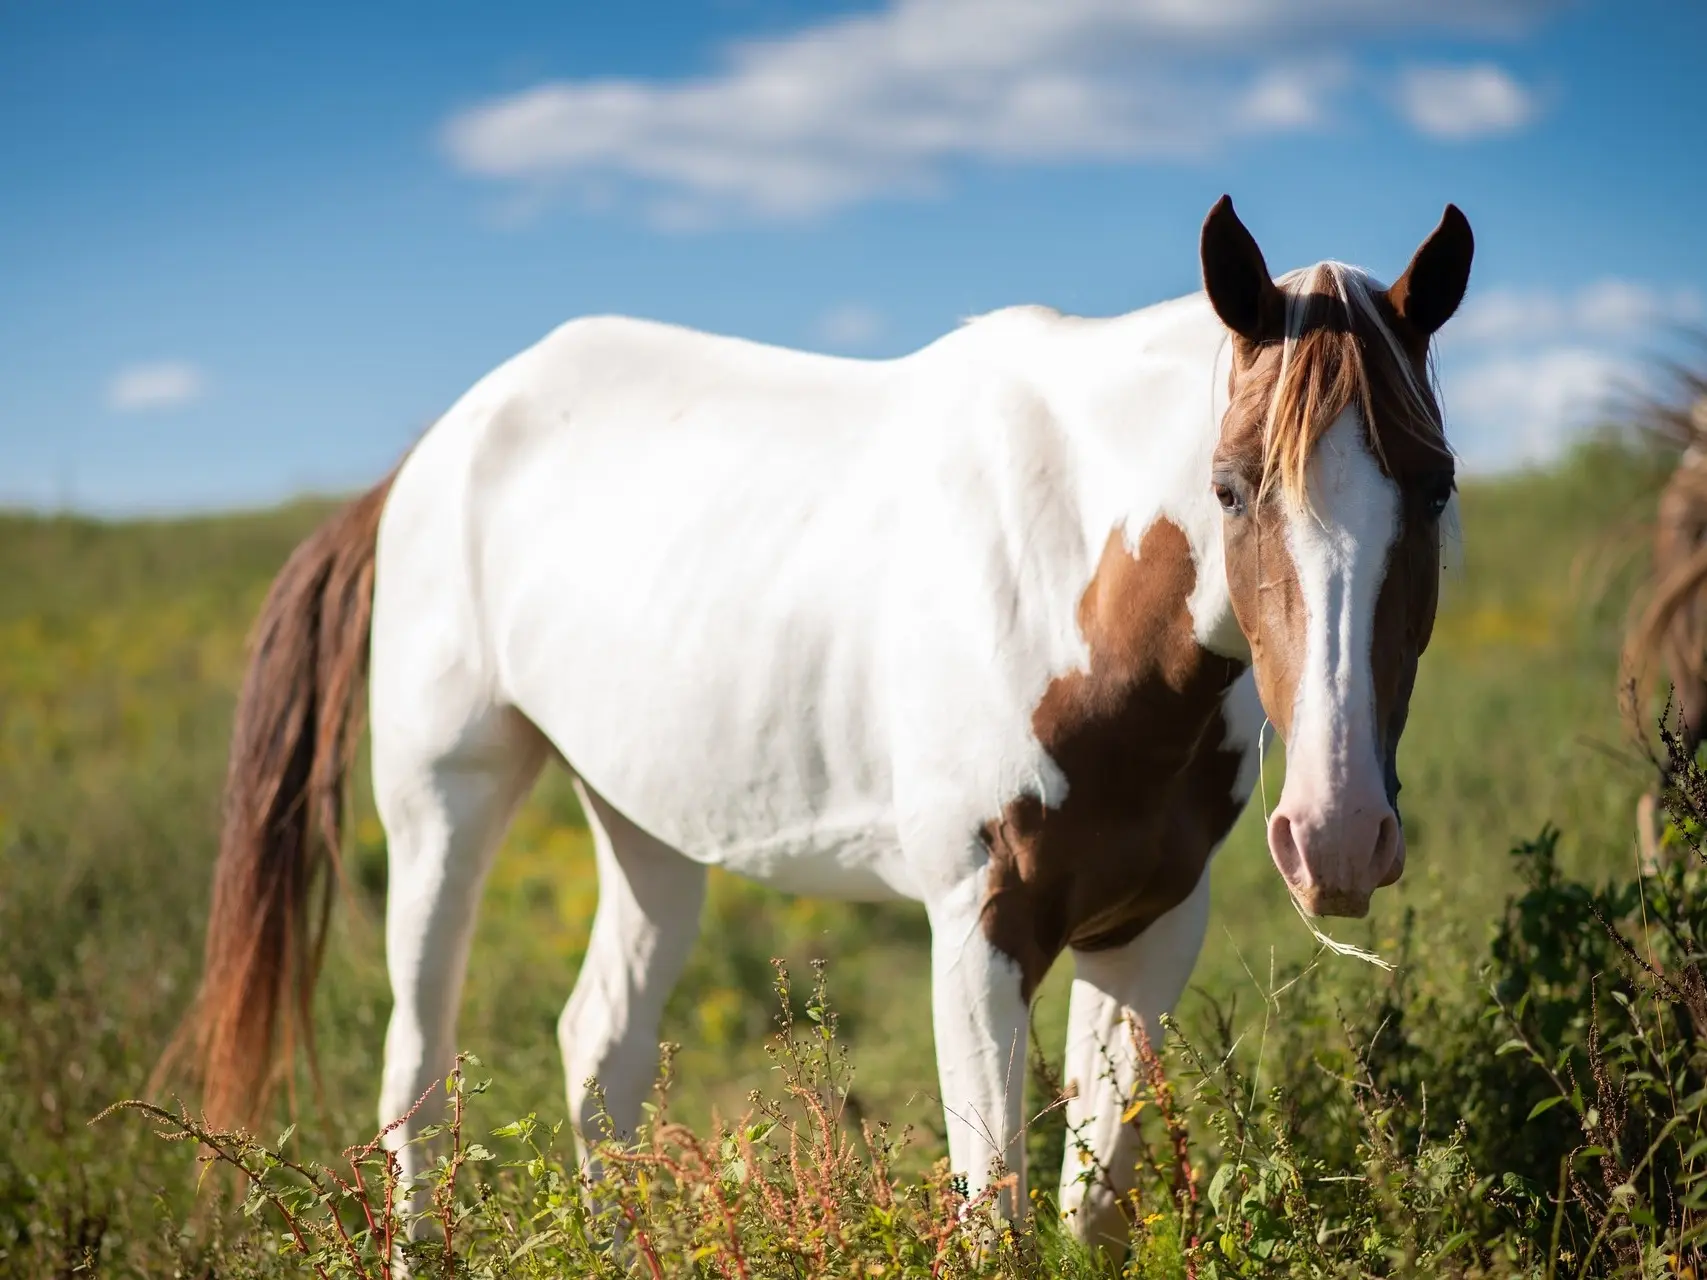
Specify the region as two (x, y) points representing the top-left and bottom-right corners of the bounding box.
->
(101, 961), (1114, 1279)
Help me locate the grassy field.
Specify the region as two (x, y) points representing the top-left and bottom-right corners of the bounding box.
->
(0, 441), (1679, 1273)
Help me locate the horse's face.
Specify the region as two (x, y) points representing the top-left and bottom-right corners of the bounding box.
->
(1198, 196), (1472, 917)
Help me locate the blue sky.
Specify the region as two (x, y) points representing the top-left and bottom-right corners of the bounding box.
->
(1, 0), (1703, 513)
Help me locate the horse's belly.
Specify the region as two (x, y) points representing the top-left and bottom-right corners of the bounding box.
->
(505, 620), (914, 897)
(690, 827), (918, 901)
(525, 638), (913, 900)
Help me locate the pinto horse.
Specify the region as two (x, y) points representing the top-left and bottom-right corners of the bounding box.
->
(168, 196), (1471, 1248)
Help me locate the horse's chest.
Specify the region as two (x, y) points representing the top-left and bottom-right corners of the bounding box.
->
(977, 518), (1248, 997)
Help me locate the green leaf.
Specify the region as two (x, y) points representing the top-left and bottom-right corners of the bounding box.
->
(1433, 1229), (1473, 1257)
(1678, 1085), (1707, 1114)
(274, 1123), (296, 1151)
(509, 1232), (551, 1261)
(1526, 1096), (1568, 1122)
(1208, 1162), (1237, 1207)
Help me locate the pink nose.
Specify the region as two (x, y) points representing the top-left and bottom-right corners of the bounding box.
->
(1267, 805), (1404, 918)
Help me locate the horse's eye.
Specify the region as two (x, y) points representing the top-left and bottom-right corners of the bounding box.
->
(1213, 481), (1245, 516)
(1422, 475), (1454, 519)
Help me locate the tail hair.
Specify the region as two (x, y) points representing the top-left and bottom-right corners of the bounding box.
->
(155, 473), (395, 1126)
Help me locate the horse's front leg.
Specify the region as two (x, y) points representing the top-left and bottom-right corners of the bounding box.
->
(1056, 870), (1211, 1257)
(926, 873), (1031, 1220)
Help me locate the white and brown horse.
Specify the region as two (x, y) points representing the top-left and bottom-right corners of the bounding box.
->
(168, 196), (1471, 1249)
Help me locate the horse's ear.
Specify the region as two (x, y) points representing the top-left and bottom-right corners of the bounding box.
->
(1387, 204), (1474, 336)
(1200, 195), (1283, 343)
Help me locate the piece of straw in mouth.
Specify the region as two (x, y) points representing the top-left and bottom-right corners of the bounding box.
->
(1260, 718), (1394, 970)
(1290, 896), (1394, 971)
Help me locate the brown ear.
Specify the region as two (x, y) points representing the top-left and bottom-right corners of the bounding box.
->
(1200, 194), (1283, 343)
(1387, 204), (1474, 336)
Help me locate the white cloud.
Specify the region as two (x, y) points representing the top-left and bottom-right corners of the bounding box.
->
(817, 304), (884, 351)
(1574, 279), (1704, 335)
(443, 0), (1559, 223)
(106, 361), (207, 412)
(1447, 346), (1638, 470)
(1394, 63), (1539, 140)
(1450, 280), (1704, 345)
(1441, 278), (1701, 469)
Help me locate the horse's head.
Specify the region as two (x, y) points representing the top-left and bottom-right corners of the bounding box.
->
(1198, 196), (1472, 918)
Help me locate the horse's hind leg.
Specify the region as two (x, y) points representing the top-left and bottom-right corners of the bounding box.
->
(373, 704), (547, 1190)
(560, 780), (706, 1154)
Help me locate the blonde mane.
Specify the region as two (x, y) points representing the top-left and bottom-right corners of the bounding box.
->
(1258, 261), (1450, 505)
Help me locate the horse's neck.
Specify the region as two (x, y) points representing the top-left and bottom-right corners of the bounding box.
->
(1010, 296), (1247, 662)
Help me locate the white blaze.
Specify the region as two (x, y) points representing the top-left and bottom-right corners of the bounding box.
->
(1270, 407), (1402, 907)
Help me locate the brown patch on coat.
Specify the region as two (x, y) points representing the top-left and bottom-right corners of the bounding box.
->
(978, 518), (1247, 999)
(151, 470), (397, 1127)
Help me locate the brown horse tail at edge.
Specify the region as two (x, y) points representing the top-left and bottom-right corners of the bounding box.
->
(152, 471), (397, 1128)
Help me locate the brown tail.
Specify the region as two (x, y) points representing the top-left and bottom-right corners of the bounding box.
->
(156, 473), (395, 1127)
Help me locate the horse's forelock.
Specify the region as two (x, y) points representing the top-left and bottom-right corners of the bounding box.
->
(1257, 262), (1451, 507)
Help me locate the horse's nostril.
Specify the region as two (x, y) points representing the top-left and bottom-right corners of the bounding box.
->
(1267, 812), (1303, 881)
(1268, 803), (1404, 900)
(1373, 814), (1404, 886)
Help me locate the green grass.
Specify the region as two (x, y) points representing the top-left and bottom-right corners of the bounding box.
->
(0, 442), (1678, 1274)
